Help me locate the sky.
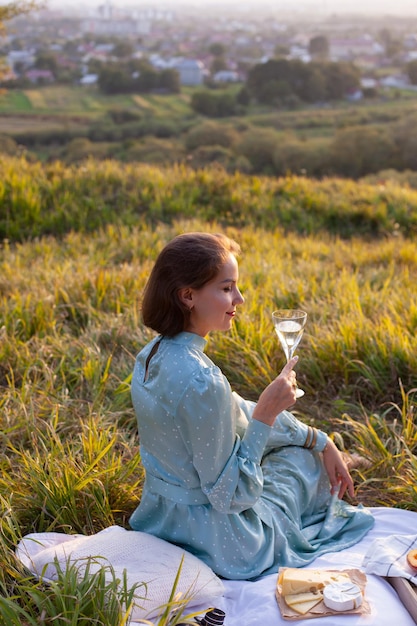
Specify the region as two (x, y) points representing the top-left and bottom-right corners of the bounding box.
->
(48, 0), (417, 16)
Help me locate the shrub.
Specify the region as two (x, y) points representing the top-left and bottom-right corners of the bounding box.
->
(14, 128), (86, 147)
(0, 134), (19, 155)
(360, 169), (417, 190)
(190, 90), (237, 117)
(236, 128), (280, 174)
(61, 138), (109, 164)
(392, 113), (417, 171)
(107, 108), (143, 124)
(273, 136), (331, 178)
(185, 121), (237, 151)
(114, 137), (185, 165)
(188, 145), (234, 170)
(328, 125), (397, 178)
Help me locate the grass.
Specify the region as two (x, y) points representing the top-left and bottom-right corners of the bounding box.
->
(2, 157), (417, 241)
(0, 86), (193, 120)
(1, 85), (417, 178)
(0, 157), (416, 622)
(0, 550), (205, 625)
(0, 90), (33, 112)
(0, 84), (416, 136)
(337, 382), (417, 510)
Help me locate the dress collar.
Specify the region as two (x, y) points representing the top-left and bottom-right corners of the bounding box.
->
(166, 331), (207, 352)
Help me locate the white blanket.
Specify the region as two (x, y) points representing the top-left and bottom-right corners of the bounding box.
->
(16, 507), (417, 625)
(218, 507), (417, 625)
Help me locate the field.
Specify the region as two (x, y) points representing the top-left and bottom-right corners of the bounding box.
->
(1, 83), (417, 138)
(0, 156), (417, 623)
(2, 84), (417, 184)
(0, 85), (193, 121)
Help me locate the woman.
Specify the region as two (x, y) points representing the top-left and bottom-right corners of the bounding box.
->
(129, 232), (374, 580)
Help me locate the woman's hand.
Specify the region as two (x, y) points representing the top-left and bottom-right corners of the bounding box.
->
(322, 438), (355, 499)
(252, 357), (298, 426)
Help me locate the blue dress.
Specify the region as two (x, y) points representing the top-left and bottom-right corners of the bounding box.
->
(129, 332), (374, 580)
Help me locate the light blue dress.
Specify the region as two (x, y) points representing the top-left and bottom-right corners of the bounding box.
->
(129, 332), (374, 580)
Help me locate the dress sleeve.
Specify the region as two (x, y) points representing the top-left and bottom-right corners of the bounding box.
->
(232, 391), (328, 452)
(176, 367), (271, 514)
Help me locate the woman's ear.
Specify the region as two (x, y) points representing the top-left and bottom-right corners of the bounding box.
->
(178, 287), (193, 309)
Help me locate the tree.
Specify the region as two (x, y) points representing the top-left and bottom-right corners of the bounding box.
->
(0, 1), (40, 79)
(135, 65), (158, 92)
(209, 42), (226, 57)
(274, 44), (289, 58)
(34, 51), (58, 73)
(297, 63), (326, 103)
(247, 58), (293, 97)
(258, 78), (291, 105)
(209, 42), (227, 76)
(378, 28), (391, 50)
(98, 64), (133, 94)
(386, 39), (403, 59)
(323, 62), (360, 100)
(407, 60), (417, 85)
(97, 60), (179, 96)
(309, 35), (329, 60)
(236, 86), (250, 106)
(211, 56), (227, 74)
(112, 41), (134, 59)
(378, 28), (403, 59)
(158, 68), (180, 93)
(190, 91), (237, 117)
(0, 1), (39, 31)
(246, 58), (360, 105)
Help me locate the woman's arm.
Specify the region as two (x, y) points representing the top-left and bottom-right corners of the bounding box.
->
(232, 358), (328, 453)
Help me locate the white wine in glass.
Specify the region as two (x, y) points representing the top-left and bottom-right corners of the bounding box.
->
(272, 309), (307, 398)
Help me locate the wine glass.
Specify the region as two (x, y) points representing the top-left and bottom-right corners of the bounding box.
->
(272, 309), (307, 398)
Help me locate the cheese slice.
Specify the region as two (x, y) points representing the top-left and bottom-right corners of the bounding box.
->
(285, 590), (323, 615)
(279, 568), (351, 596)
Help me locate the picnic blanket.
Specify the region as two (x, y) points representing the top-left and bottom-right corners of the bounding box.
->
(16, 506), (417, 625)
(218, 507), (417, 625)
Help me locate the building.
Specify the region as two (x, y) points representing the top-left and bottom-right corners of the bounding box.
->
(81, 17), (151, 36)
(173, 59), (205, 86)
(25, 69), (55, 84)
(213, 70), (240, 83)
(329, 36), (383, 61)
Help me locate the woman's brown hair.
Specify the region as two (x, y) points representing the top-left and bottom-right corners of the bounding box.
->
(142, 232), (240, 336)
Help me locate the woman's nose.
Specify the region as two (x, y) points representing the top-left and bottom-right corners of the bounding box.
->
(234, 288), (244, 304)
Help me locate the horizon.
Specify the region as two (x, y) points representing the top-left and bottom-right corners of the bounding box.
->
(44, 0), (417, 17)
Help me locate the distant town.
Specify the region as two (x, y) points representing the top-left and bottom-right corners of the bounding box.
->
(2, 2), (417, 96)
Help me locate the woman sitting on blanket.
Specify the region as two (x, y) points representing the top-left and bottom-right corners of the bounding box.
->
(129, 232), (374, 580)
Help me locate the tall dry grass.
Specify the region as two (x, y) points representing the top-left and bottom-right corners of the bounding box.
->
(0, 157), (417, 622)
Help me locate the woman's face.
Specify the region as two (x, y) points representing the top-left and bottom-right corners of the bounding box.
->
(182, 253), (244, 337)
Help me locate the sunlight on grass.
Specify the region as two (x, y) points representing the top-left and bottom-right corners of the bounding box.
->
(337, 383), (417, 508)
(0, 90), (33, 112)
(0, 158), (417, 622)
(23, 89), (46, 109)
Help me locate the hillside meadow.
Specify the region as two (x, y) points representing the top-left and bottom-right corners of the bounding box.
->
(2, 85), (417, 181)
(0, 156), (417, 623)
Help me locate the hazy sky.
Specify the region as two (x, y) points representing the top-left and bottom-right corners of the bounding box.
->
(49, 0), (417, 16)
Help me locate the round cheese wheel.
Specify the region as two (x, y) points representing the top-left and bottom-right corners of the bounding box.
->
(323, 581), (363, 612)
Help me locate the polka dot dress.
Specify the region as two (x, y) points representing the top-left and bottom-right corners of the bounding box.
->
(129, 332), (374, 580)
